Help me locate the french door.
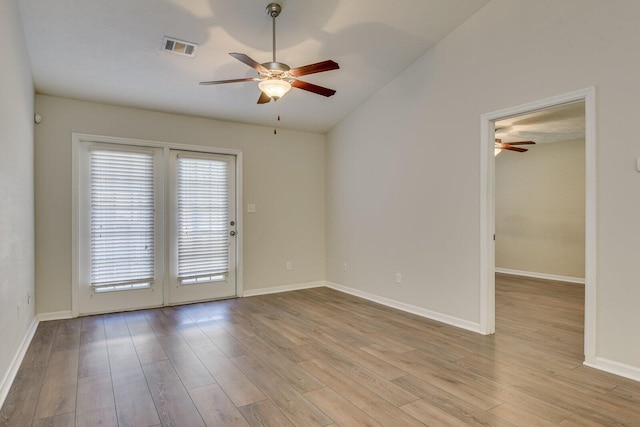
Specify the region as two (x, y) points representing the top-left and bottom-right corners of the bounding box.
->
(167, 150), (236, 305)
(76, 140), (237, 315)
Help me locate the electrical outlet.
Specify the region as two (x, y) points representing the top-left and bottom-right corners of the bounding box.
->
(286, 261), (293, 271)
(27, 292), (31, 305)
(395, 273), (402, 284)
(343, 262), (348, 271)
(247, 203), (256, 213)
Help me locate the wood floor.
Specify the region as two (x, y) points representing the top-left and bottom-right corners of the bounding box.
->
(3, 274), (640, 426)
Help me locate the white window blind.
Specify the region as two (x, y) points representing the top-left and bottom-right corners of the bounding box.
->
(177, 155), (229, 284)
(90, 149), (155, 292)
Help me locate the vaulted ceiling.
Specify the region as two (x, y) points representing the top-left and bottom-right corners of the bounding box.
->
(18, 0), (489, 133)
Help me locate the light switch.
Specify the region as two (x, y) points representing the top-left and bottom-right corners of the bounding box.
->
(247, 203), (256, 213)
(637, 158), (640, 172)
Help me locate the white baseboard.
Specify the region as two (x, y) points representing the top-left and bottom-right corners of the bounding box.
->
(584, 358), (640, 382)
(324, 281), (482, 333)
(495, 268), (585, 285)
(37, 310), (73, 321)
(242, 280), (481, 333)
(242, 281), (325, 297)
(0, 317), (39, 409)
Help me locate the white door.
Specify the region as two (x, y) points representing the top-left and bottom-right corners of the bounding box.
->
(77, 143), (165, 314)
(167, 150), (237, 304)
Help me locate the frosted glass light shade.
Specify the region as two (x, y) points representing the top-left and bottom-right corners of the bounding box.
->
(258, 79), (291, 99)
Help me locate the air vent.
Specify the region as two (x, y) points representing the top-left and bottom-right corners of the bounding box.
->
(162, 36), (198, 57)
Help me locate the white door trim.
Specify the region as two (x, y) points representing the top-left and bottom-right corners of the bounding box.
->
(479, 87), (597, 364)
(71, 133), (244, 316)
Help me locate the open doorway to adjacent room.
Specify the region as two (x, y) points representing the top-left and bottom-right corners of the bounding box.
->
(480, 88), (596, 364)
(493, 101), (586, 363)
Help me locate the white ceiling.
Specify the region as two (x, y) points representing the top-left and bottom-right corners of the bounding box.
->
(18, 0), (489, 133)
(495, 102), (586, 146)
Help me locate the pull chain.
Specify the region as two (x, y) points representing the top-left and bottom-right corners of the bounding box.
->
(274, 114), (280, 135)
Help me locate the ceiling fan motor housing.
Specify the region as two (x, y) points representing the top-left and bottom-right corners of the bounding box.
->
(261, 62), (290, 74)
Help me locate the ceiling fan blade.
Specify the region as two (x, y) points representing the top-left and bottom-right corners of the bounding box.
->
(288, 60), (340, 77)
(503, 146), (528, 153)
(505, 141), (536, 145)
(229, 53), (269, 73)
(199, 77), (259, 85)
(257, 91), (271, 104)
(290, 80), (336, 97)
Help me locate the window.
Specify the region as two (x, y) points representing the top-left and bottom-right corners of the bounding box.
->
(89, 149), (156, 293)
(176, 155), (230, 284)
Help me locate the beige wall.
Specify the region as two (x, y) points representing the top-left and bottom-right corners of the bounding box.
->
(327, 0), (640, 370)
(34, 95), (325, 315)
(496, 139), (585, 279)
(0, 0), (35, 400)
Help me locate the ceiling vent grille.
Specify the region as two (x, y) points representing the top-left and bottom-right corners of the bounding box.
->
(162, 36), (198, 57)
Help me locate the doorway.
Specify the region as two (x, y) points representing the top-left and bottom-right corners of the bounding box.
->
(479, 88), (596, 364)
(494, 102), (586, 363)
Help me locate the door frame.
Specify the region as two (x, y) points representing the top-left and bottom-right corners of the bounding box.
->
(71, 133), (244, 317)
(479, 87), (597, 364)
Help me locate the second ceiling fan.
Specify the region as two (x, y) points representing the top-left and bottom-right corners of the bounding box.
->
(200, 3), (339, 104)
(495, 138), (536, 153)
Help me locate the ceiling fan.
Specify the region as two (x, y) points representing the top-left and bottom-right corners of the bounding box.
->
(199, 3), (339, 104)
(495, 138), (536, 153)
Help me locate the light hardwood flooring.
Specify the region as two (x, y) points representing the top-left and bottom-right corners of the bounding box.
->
(2, 274), (640, 426)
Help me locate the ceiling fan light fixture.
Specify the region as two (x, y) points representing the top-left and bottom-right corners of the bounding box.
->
(258, 78), (291, 99)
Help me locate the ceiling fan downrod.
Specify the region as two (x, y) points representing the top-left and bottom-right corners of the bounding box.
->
(266, 3), (281, 63)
